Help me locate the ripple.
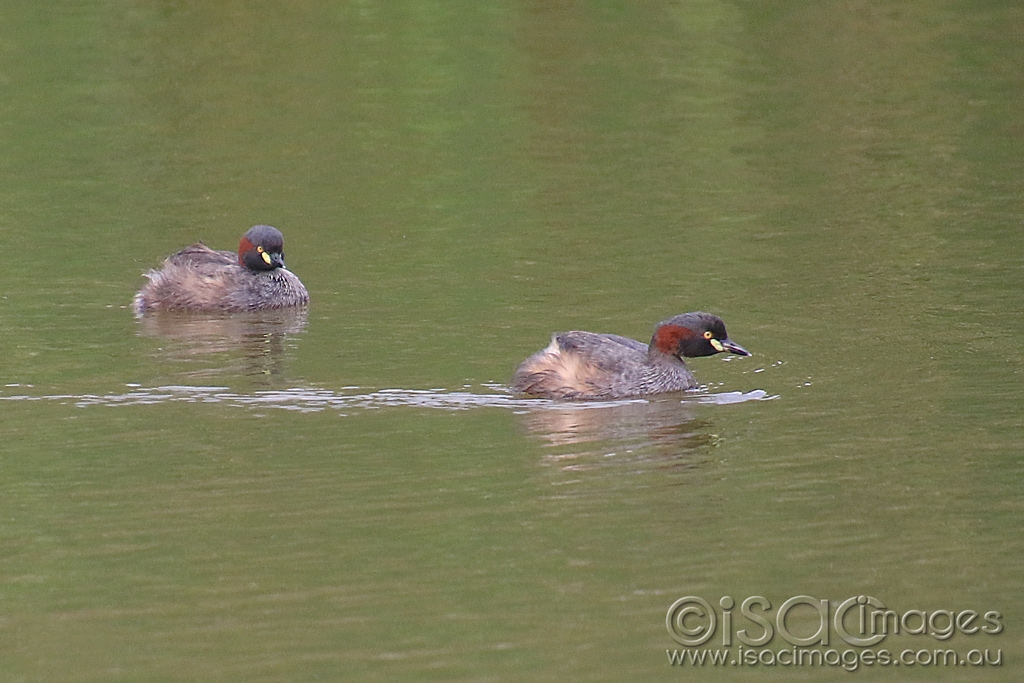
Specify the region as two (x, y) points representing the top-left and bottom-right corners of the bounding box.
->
(0, 385), (776, 413)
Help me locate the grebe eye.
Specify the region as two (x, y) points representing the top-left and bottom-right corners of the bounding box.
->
(703, 331), (713, 340)
(257, 246), (264, 253)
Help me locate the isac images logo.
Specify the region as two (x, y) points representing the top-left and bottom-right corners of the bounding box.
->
(666, 595), (1003, 671)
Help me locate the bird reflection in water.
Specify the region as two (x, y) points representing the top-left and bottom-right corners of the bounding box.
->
(134, 307), (308, 383)
(516, 396), (720, 474)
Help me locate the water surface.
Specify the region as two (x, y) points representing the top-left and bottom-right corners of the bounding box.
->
(1, 1), (1022, 681)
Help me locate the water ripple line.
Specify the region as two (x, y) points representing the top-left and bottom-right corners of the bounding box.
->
(0, 385), (776, 413)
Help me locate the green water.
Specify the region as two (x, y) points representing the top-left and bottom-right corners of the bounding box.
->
(1, 1), (1022, 681)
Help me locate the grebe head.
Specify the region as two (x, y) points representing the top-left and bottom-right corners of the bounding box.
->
(238, 224), (287, 272)
(651, 312), (750, 359)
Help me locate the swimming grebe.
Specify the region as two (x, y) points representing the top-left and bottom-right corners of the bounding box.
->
(132, 225), (309, 315)
(511, 312), (749, 399)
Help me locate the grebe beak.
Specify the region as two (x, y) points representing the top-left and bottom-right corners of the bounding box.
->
(712, 338), (750, 356)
